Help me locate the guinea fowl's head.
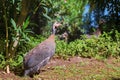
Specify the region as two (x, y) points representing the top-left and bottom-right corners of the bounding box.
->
(52, 22), (61, 34)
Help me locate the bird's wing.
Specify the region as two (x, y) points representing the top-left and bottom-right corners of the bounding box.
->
(24, 41), (55, 69)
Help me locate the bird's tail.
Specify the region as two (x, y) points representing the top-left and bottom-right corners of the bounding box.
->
(24, 69), (34, 78)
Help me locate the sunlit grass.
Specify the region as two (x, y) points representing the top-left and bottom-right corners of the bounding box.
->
(36, 59), (120, 80)
(0, 58), (120, 80)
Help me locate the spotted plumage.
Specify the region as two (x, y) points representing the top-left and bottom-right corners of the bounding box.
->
(23, 22), (61, 77)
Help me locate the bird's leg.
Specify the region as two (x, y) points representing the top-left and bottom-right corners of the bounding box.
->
(24, 70), (30, 77)
(36, 69), (40, 74)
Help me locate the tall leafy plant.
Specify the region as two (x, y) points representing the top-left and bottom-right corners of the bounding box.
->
(0, 0), (43, 73)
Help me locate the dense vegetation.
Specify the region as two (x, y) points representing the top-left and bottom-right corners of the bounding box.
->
(0, 0), (120, 74)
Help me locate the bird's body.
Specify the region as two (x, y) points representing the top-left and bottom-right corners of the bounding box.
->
(86, 28), (101, 38)
(86, 19), (105, 38)
(23, 22), (61, 77)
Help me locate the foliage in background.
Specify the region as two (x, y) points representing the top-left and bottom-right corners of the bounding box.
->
(87, 0), (120, 32)
(56, 30), (120, 59)
(0, 35), (46, 69)
(40, 0), (88, 40)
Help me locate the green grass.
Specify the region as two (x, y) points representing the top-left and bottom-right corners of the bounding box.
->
(35, 58), (120, 80)
(0, 57), (120, 80)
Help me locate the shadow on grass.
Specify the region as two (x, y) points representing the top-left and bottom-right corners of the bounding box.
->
(13, 65), (24, 77)
(111, 77), (120, 80)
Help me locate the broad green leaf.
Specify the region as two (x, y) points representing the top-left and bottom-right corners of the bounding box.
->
(43, 13), (52, 21)
(12, 0), (15, 4)
(10, 18), (17, 30)
(23, 17), (30, 29)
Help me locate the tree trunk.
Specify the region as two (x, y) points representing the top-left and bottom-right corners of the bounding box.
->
(2, 0), (10, 74)
(9, 0), (41, 58)
(9, 0), (30, 58)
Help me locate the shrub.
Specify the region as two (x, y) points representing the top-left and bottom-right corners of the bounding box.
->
(56, 31), (120, 59)
(0, 52), (5, 69)
(0, 31), (120, 70)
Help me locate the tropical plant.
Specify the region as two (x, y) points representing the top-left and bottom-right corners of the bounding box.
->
(0, 0), (44, 73)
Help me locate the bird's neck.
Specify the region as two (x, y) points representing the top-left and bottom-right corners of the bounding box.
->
(48, 34), (55, 41)
(52, 28), (56, 34)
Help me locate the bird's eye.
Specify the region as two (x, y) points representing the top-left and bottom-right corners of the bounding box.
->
(54, 26), (58, 29)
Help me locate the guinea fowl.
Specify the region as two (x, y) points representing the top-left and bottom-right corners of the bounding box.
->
(86, 19), (105, 38)
(23, 22), (61, 77)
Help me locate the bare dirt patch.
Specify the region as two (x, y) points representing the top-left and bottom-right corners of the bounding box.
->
(0, 56), (120, 80)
